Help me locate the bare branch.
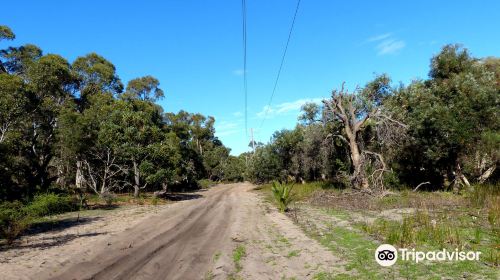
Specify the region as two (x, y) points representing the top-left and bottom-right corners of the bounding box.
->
(413, 182), (430, 192)
(377, 114), (408, 128)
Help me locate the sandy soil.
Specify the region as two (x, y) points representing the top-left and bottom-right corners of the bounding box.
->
(0, 183), (342, 280)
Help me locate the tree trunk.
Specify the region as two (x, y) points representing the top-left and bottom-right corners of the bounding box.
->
(452, 163), (470, 193)
(346, 130), (369, 190)
(75, 160), (84, 189)
(133, 160), (140, 198)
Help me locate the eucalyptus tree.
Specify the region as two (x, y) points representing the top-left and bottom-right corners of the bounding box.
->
(117, 76), (170, 197)
(0, 25), (15, 73)
(60, 53), (124, 192)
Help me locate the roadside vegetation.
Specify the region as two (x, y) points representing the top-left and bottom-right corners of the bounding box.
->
(259, 181), (499, 278)
(0, 25), (246, 244)
(247, 45), (498, 193)
(252, 44), (499, 278)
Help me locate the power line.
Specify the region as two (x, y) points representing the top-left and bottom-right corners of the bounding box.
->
(241, 0), (248, 140)
(259, 0), (302, 130)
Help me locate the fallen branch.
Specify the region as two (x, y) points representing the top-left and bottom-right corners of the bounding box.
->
(413, 181), (430, 192)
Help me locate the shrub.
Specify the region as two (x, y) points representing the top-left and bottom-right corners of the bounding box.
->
(198, 179), (216, 189)
(0, 201), (31, 244)
(24, 193), (77, 217)
(100, 192), (117, 206)
(271, 181), (295, 212)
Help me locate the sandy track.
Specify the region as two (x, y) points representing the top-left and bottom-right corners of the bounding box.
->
(3, 183), (341, 280)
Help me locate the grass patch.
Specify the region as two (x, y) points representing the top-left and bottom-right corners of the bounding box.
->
(213, 251), (221, 262)
(298, 202), (500, 279)
(232, 245), (246, 272)
(286, 249), (301, 258)
(313, 272), (353, 280)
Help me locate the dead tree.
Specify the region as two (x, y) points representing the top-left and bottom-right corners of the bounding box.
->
(323, 83), (377, 190)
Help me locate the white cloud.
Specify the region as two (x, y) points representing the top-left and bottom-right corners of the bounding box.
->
(376, 39), (405, 55)
(216, 121), (238, 130)
(366, 33), (406, 55)
(215, 120), (243, 137)
(256, 98), (324, 119)
(232, 69), (245, 76)
(233, 111), (243, 117)
(367, 33), (392, 42)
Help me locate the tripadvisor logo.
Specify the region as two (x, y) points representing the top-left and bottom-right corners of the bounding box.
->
(375, 244), (482, 266)
(375, 244), (397, 266)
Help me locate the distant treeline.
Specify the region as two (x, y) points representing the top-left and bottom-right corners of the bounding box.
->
(246, 44), (499, 191)
(0, 25), (245, 202)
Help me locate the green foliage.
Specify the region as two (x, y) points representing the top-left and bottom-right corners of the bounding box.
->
(271, 181), (295, 212)
(0, 26), (15, 41)
(72, 52), (123, 97)
(198, 179), (216, 189)
(222, 155), (246, 182)
(24, 193), (77, 217)
(0, 201), (30, 243)
(122, 75), (164, 101)
(0, 193), (78, 243)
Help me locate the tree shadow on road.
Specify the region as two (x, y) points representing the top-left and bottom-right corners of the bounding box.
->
(164, 193), (203, 201)
(0, 231), (108, 252)
(27, 216), (103, 235)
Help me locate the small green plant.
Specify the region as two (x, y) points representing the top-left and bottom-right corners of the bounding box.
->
(232, 245), (246, 272)
(271, 181), (295, 212)
(151, 196), (159, 206)
(286, 249), (300, 258)
(213, 251), (221, 262)
(135, 195), (146, 205)
(204, 270), (214, 280)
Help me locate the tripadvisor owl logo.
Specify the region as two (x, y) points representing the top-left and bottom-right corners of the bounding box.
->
(374, 244), (482, 266)
(375, 244), (398, 266)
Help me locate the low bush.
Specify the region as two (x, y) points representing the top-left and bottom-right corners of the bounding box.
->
(1, 193), (78, 244)
(100, 192), (117, 206)
(198, 179), (216, 189)
(24, 193), (77, 217)
(0, 201), (31, 244)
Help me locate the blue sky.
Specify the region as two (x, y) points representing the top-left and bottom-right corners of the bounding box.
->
(3, 1), (500, 155)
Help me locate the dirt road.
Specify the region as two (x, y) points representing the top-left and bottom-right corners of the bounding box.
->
(23, 183), (342, 279)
